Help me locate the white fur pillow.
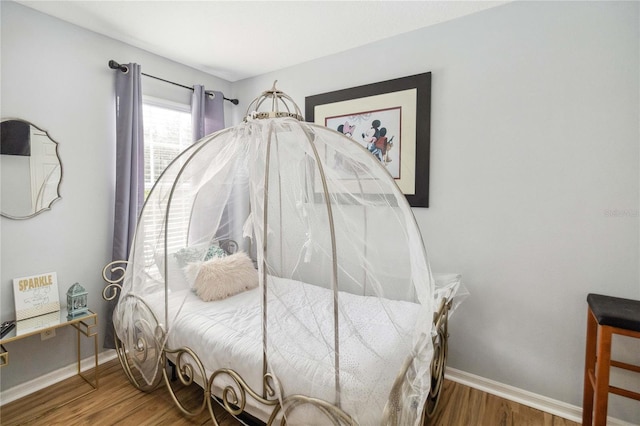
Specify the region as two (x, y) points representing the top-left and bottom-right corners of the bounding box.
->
(185, 252), (258, 302)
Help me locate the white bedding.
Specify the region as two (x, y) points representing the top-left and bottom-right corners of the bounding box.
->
(154, 276), (422, 425)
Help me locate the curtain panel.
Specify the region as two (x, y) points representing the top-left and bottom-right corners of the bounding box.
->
(104, 63), (144, 349)
(188, 86), (230, 245)
(191, 85), (225, 142)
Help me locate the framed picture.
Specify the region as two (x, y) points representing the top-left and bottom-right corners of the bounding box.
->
(305, 72), (431, 207)
(13, 272), (60, 320)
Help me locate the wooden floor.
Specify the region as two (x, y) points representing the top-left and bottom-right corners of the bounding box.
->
(1, 358), (579, 426)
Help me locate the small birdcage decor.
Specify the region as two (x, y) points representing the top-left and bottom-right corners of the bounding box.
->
(66, 282), (88, 318)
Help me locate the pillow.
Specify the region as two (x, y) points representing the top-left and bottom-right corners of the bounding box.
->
(205, 245), (228, 260)
(154, 252), (187, 287)
(174, 243), (227, 268)
(164, 256), (187, 286)
(188, 251), (258, 302)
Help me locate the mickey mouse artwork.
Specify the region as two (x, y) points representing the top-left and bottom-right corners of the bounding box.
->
(362, 119), (395, 164)
(326, 107), (401, 179)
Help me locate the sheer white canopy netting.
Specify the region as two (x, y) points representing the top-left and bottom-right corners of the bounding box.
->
(113, 87), (443, 425)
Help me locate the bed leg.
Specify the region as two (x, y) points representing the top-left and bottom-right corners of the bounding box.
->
(168, 360), (178, 381)
(422, 298), (452, 423)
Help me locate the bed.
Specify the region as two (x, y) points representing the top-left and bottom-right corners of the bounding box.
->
(102, 84), (463, 425)
(104, 262), (459, 425)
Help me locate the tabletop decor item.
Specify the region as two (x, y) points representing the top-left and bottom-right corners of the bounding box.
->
(13, 272), (60, 320)
(66, 282), (89, 319)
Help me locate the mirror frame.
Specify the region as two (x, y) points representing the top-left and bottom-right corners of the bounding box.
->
(1, 118), (63, 220)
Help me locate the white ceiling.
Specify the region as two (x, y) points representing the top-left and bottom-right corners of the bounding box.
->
(17, 1), (508, 82)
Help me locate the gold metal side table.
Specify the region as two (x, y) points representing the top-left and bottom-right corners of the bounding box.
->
(0, 310), (99, 404)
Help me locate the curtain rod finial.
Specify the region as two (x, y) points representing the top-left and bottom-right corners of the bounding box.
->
(108, 60), (128, 73)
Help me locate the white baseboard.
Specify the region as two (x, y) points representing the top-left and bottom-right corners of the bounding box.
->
(0, 349), (118, 406)
(445, 367), (636, 426)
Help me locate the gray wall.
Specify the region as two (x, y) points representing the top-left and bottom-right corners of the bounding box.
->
(232, 1), (640, 422)
(0, 1), (232, 390)
(1, 0), (638, 423)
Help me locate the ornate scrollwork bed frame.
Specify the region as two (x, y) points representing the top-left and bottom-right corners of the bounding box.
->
(103, 261), (451, 425)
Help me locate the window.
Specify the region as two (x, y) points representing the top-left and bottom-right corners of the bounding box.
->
(142, 98), (193, 263)
(143, 99), (192, 198)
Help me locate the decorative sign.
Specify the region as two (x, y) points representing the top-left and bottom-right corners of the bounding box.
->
(16, 311), (61, 334)
(13, 272), (60, 320)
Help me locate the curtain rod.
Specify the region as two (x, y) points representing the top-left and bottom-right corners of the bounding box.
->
(108, 60), (239, 105)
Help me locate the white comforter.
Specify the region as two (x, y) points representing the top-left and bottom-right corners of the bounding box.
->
(158, 276), (423, 425)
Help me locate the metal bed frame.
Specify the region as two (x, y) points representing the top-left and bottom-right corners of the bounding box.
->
(102, 260), (451, 425)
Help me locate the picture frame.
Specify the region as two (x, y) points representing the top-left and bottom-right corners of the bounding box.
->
(305, 72), (431, 207)
(13, 272), (60, 320)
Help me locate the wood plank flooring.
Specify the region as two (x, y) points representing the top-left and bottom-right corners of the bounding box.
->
(1, 358), (579, 425)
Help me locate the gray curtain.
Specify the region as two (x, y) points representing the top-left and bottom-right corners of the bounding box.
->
(104, 63), (144, 349)
(188, 86), (228, 244)
(191, 85), (225, 141)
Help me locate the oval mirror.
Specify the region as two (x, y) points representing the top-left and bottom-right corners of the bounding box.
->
(1, 119), (62, 219)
